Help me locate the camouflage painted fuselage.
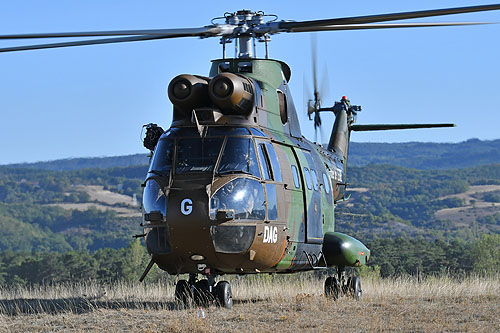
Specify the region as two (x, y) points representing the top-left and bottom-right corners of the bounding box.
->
(142, 58), (369, 275)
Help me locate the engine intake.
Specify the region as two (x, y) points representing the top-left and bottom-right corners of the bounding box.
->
(208, 73), (254, 115)
(167, 74), (210, 110)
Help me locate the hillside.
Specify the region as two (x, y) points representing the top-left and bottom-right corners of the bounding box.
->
(1, 161), (500, 252)
(349, 138), (500, 169)
(336, 164), (500, 240)
(0, 166), (147, 251)
(4, 154), (149, 171)
(3, 138), (500, 171)
(1, 138), (500, 252)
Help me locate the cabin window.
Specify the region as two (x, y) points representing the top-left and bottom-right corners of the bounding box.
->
(176, 138), (223, 173)
(257, 143), (272, 180)
(311, 169), (320, 191)
(210, 178), (265, 221)
(277, 90), (288, 124)
(217, 137), (260, 177)
(323, 173), (331, 194)
(304, 167), (313, 190)
(291, 165), (300, 188)
(266, 184), (278, 220)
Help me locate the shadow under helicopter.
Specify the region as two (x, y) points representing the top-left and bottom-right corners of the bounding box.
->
(0, 297), (266, 315)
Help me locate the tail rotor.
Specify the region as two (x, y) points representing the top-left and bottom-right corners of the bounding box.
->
(305, 35), (329, 144)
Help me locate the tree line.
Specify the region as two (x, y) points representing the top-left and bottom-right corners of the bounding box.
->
(0, 234), (499, 286)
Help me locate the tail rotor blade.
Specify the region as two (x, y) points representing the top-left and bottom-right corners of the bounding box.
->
(311, 34), (318, 95)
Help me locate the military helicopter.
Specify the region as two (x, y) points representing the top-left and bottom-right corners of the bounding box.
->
(2, 4), (500, 309)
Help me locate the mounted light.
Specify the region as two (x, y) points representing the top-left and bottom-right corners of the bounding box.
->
(190, 254), (206, 261)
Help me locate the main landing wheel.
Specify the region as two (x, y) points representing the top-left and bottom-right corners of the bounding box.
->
(324, 267), (362, 301)
(350, 276), (362, 300)
(214, 281), (233, 309)
(324, 276), (340, 300)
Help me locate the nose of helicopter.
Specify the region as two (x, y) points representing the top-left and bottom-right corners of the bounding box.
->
(147, 175), (218, 273)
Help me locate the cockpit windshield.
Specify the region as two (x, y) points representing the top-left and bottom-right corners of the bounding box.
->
(216, 137), (260, 177)
(148, 127), (264, 177)
(176, 137), (223, 173)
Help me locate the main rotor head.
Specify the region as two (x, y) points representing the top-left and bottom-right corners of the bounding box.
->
(213, 10), (278, 58)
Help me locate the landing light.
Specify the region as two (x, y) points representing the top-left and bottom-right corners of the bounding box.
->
(190, 254), (205, 261)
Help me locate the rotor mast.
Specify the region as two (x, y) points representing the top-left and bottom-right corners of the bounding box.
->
(222, 10), (268, 59)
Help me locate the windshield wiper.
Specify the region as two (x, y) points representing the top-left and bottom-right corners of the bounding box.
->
(216, 170), (253, 176)
(148, 169), (169, 177)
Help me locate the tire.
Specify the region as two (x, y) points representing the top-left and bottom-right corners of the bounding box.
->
(345, 276), (352, 295)
(193, 279), (213, 306)
(350, 276), (362, 300)
(175, 280), (192, 306)
(214, 281), (233, 309)
(324, 276), (340, 300)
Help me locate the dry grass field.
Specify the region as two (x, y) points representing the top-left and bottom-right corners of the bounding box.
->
(0, 274), (499, 332)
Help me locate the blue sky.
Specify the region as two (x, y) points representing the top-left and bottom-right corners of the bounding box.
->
(1, 1), (499, 164)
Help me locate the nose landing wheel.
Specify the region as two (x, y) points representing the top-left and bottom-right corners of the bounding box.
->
(174, 273), (233, 309)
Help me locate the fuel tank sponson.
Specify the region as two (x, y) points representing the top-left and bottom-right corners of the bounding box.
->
(322, 232), (370, 267)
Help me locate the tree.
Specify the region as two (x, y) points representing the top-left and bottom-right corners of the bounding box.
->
(470, 233), (500, 274)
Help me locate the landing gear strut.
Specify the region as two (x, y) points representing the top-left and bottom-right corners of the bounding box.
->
(174, 272), (233, 309)
(324, 266), (362, 300)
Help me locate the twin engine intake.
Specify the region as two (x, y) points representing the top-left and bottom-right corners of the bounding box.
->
(167, 73), (255, 116)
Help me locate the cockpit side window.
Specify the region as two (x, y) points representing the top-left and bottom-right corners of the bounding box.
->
(150, 139), (175, 175)
(256, 142), (283, 182)
(216, 137), (260, 177)
(257, 143), (272, 180)
(265, 143), (282, 182)
(250, 128), (266, 137)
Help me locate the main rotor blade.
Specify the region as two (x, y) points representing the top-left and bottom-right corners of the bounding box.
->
(0, 26), (220, 39)
(279, 4), (500, 30)
(351, 124), (456, 131)
(290, 21), (493, 33)
(0, 29), (219, 53)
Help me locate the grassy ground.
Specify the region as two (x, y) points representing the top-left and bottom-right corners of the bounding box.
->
(0, 274), (499, 332)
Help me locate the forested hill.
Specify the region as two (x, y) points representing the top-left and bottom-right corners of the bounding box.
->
(3, 138), (499, 171)
(1, 161), (500, 252)
(5, 154), (149, 171)
(349, 138), (500, 169)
